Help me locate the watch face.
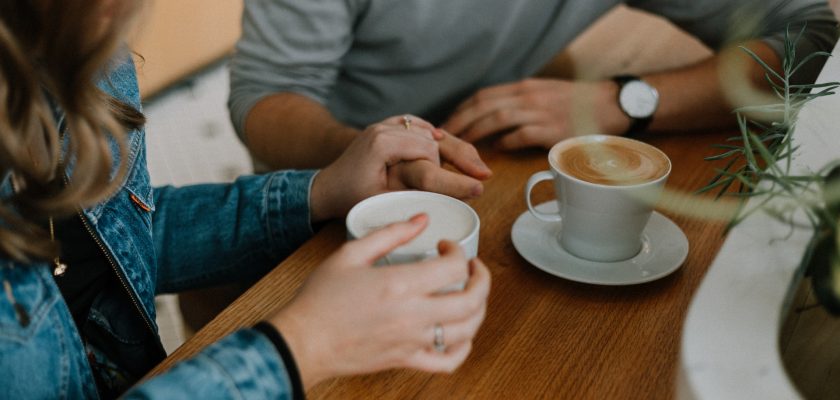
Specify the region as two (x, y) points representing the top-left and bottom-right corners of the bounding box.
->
(619, 80), (659, 119)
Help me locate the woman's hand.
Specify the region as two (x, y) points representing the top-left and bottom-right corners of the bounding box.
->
(386, 129), (491, 200)
(309, 115), (491, 222)
(309, 116), (440, 222)
(269, 214), (491, 389)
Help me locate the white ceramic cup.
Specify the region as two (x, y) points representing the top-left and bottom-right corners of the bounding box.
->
(346, 191), (480, 291)
(525, 135), (671, 262)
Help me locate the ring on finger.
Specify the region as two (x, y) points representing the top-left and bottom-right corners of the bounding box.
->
(433, 323), (446, 353)
(403, 115), (412, 130)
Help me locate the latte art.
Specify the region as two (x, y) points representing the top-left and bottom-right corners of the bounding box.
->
(555, 138), (669, 186)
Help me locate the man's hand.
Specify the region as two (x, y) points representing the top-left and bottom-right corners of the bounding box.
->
(443, 78), (629, 150)
(388, 130), (492, 200)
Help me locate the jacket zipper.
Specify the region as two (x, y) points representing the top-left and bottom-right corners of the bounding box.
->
(60, 172), (160, 347)
(75, 209), (159, 341)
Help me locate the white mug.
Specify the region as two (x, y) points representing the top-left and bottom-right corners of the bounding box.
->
(525, 135), (671, 262)
(346, 191), (480, 291)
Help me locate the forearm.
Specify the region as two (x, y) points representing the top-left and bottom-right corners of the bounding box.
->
(244, 93), (358, 169)
(644, 41), (782, 133)
(595, 41), (783, 135)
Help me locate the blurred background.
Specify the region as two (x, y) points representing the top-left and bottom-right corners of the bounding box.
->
(130, 1), (719, 353)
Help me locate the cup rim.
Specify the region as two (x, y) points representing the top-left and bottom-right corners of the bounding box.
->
(547, 134), (672, 189)
(345, 190), (480, 254)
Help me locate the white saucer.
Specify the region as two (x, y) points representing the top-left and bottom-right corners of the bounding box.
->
(511, 201), (689, 285)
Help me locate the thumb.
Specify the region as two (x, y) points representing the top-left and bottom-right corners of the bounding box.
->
(348, 213), (428, 266)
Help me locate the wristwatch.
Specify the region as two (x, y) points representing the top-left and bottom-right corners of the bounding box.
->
(613, 75), (659, 136)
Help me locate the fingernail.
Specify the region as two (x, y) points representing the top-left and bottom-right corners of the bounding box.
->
(437, 240), (449, 253)
(468, 258), (478, 273)
(437, 240), (457, 253)
(410, 213), (428, 224)
(432, 129), (445, 140)
(471, 185), (483, 197)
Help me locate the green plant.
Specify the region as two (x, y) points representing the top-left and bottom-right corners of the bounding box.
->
(699, 25), (840, 313)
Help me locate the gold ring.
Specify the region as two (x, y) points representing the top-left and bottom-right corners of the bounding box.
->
(403, 115), (412, 130)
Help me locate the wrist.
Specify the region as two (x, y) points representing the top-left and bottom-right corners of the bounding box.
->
(269, 310), (331, 389)
(309, 170), (337, 223)
(594, 80), (632, 136)
(253, 322), (306, 399)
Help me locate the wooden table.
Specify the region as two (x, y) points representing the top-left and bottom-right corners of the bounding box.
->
(149, 132), (736, 399)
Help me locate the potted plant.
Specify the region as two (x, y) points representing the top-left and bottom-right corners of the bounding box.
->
(698, 25), (840, 314)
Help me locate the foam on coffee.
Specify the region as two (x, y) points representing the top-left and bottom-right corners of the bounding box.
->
(349, 193), (477, 254)
(554, 136), (669, 186)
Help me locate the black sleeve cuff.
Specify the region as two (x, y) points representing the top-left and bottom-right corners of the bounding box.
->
(253, 321), (306, 400)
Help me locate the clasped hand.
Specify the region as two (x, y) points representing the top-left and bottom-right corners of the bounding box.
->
(310, 115), (492, 222)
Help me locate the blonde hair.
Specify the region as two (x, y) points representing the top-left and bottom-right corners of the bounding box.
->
(0, 1), (145, 262)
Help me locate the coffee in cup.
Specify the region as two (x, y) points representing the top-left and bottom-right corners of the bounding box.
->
(554, 137), (670, 186)
(346, 191), (480, 291)
(525, 135), (671, 262)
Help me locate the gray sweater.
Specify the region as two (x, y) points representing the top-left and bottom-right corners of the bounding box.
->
(229, 0), (837, 136)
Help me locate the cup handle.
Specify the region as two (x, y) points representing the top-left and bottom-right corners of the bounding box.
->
(525, 170), (562, 222)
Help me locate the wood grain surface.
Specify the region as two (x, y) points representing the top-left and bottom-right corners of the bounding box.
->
(148, 132), (737, 399)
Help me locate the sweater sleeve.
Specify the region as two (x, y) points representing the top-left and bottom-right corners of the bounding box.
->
(627, 0), (838, 84)
(228, 0), (364, 139)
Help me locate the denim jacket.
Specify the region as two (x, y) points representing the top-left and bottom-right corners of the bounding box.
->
(0, 58), (316, 399)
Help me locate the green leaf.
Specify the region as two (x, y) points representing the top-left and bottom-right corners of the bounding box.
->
(704, 149), (742, 161)
(740, 46), (784, 81)
(748, 133), (777, 165)
(739, 116), (760, 172)
(789, 81), (840, 89)
(698, 157), (743, 194)
(710, 144), (743, 150)
(697, 176), (734, 195)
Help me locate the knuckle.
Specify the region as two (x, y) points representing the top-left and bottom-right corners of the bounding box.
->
(491, 109), (510, 125)
(425, 138), (440, 154)
(367, 124), (385, 136)
(422, 128), (436, 140)
(417, 170), (437, 190)
(370, 133), (392, 152)
(518, 127), (538, 143)
(382, 272), (409, 299)
(374, 123), (390, 133)
(466, 294), (484, 315)
(522, 92), (541, 106)
(519, 79), (535, 91)
(392, 316), (414, 335)
(473, 91), (490, 105)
